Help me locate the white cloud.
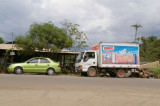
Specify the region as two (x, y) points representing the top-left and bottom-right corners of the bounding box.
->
(26, 0), (113, 45)
(0, 0), (160, 46)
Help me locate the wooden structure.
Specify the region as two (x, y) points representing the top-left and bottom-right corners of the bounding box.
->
(0, 44), (79, 73)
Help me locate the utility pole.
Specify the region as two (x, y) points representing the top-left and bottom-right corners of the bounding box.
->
(131, 24), (142, 42)
(10, 32), (15, 63)
(12, 32), (13, 51)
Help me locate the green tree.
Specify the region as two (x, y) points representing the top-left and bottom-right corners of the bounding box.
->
(15, 35), (36, 55)
(146, 35), (157, 43)
(0, 37), (4, 43)
(148, 39), (160, 61)
(139, 36), (158, 62)
(15, 21), (73, 56)
(139, 36), (148, 61)
(61, 19), (88, 51)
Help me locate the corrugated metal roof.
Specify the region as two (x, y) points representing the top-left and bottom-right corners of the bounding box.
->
(0, 44), (18, 50)
(0, 44), (79, 54)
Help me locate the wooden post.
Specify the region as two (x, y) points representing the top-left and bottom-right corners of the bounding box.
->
(63, 54), (65, 68)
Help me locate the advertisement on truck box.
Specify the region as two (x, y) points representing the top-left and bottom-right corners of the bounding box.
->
(102, 45), (139, 65)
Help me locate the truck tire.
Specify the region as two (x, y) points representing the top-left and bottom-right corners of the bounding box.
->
(87, 67), (96, 77)
(116, 69), (125, 78)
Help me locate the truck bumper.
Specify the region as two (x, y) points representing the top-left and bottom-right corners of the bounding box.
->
(75, 66), (88, 73)
(75, 67), (81, 73)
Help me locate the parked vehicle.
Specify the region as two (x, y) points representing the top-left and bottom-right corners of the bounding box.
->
(75, 42), (139, 77)
(8, 57), (61, 75)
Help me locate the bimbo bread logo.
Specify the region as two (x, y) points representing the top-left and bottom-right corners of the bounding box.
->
(103, 46), (114, 51)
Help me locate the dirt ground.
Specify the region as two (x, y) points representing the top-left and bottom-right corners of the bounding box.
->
(0, 74), (160, 106)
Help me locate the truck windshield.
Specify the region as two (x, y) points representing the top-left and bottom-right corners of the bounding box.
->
(75, 52), (84, 63)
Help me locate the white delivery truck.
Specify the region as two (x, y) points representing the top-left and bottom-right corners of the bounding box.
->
(75, 42), (140, 77)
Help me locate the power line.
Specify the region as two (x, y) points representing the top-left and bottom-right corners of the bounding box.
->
(0, 12), (27, 28)
(0, 30), (11, 35)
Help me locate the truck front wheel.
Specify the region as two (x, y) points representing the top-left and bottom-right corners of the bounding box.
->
(116, 69), (126, 78)
(87, 67), (96, 77)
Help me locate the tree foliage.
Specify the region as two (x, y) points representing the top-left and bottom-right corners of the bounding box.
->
(15, 35), (36, 55)
(61, 19), (88, 51)
(139, 36), (160, 62)
(15, 21), (73, 56)
(148, 39), (160, 60)
(0, 37), (4, 44)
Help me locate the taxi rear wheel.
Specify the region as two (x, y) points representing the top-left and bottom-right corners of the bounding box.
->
(46, 68), (55, 75)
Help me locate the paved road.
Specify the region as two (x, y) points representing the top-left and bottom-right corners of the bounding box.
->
(0, 74), (160, 106)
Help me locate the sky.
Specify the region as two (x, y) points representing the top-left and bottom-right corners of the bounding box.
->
(0, 0), (160, 47)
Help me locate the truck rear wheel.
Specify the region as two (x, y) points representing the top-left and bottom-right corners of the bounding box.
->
(87, 67), (96, 77)
(116, 69), (125, 78)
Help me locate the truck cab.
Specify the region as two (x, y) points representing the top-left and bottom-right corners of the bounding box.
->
(75, 50), (97, 75)
(75, 42), (139, 77)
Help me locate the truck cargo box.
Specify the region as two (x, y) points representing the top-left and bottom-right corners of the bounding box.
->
(92, 42), (139, 68)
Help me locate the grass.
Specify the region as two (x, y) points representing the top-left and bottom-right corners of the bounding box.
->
(150, 66), (160, 77)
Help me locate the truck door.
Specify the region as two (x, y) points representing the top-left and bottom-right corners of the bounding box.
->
(83, 52), (97, 66)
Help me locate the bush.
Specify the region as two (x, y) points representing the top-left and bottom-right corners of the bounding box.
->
(150, 66), (160, 77)
(62, 69), (70, 74)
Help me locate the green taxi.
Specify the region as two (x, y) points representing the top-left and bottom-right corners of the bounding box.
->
(8, 57), (61, 75)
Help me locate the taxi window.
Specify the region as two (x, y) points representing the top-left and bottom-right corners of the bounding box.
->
(40, 58), (50, 63)
(29, 59), (39, 63)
